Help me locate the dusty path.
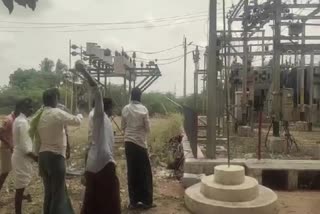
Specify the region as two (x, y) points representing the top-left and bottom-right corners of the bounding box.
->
(1, 119), (320, 213)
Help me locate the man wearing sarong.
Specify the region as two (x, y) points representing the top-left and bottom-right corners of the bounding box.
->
(0, 105), (19, 194)
(12, 98), (37, 214)
(76, 61), (121, 214)
(36, 89), (83, 214)
(121, 87), (155, 210)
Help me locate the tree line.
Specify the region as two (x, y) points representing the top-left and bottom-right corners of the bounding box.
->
(0, 58), (206, 116)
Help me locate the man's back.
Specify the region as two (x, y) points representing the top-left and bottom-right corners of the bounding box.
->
(38, 107), (81, 157)
(122, 102), (150, 148)
(12, 114), (32, 155)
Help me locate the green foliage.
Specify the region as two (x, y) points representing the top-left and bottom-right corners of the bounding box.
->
(40, 58), (55, 73)
(142, 92), (179, 116)
(0, 57), (205, 116)
(148, 114), (182, 162)
(9, 68), (60, 90)
(0, 58), (67, 114)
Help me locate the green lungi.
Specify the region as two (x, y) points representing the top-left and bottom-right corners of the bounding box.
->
(39, 151), (74, 214)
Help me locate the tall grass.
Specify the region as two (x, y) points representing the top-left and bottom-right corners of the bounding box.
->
(148, 114), (183, 162)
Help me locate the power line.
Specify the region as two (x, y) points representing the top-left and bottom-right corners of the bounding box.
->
(128, 44), (182, 54)
(0, 11), (222, 27)
(0, 16), (211, 32)
(0, 13), (209, 29)
(136, 51), (193, 61)
(57, 18), (208, 33)
(157, 56), (185, 65)
(0, 8), (230, 26)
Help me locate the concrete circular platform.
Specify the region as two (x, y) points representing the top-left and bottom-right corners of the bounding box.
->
(201, 175), (259, 202)
(214, 165), (245, 185)
(185, 183), (278, 214)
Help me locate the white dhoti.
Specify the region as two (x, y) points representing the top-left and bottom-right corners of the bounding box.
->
(11, 151), (33, 189)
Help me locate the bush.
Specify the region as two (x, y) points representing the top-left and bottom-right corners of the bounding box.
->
(148, 114), (182, 163)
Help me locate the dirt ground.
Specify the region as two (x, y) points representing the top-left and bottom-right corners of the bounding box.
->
(1, 118), (320, 213)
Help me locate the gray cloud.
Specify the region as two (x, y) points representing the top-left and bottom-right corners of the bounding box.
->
(0, 0), (219, 95)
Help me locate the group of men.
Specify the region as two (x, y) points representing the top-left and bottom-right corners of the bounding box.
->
(0, 60), (155, 214)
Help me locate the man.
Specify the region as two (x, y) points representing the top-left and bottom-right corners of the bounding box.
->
(31, 88), (72, 159)
(12, 98), (37, 214)
(121, 87), (155, 210)
(0, 105), (19, 194)
(52, 88), (71, 159)
(36, 89), (83, 214)
(75, 61), (121, 214)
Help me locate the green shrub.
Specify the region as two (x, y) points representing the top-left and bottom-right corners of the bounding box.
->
(148, 114), (182, 162)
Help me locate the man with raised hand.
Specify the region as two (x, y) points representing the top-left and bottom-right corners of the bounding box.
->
(75, 60), (121, 214)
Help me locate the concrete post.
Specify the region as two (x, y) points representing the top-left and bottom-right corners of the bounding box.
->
(206, 0), (218, 159)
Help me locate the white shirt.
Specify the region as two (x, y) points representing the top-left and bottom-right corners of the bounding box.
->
(12, 113), (32, 155)
(38, 107), (82, 157)
(86, 86), (115, 173)
(88, 109), (94, 145)
(121, 101), (150, 148)
(12, 113), (34, 189)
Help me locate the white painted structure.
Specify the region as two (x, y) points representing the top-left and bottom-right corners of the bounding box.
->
(185, 165), (278, 214)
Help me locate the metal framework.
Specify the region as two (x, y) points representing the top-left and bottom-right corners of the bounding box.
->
(194, 0), (320, 140)
(69, 43), (162, 109)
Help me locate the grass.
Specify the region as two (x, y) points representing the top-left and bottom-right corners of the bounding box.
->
(148, 114), (183, 163)
(0, 114), (187, 214)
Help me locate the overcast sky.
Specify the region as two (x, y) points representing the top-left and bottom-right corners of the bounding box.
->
(0, 0), (237, 96)
(1, 0), (318, 96)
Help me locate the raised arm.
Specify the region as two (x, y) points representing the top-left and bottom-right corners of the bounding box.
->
(121, 107), (127, 131)
(75, 60), (104, 119)
(75, 60), (97, 88)
(58, 110), (82, 126)
(144, 110), (151, 133)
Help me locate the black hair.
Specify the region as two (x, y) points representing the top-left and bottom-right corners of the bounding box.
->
(15, 98), (32, 114)
(131, 87), (142, 102)
(43, 88), (58, 107)
(103, 98), (113, 111)
(48, 88), (60, 100)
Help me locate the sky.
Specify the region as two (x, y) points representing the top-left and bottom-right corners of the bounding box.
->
(0, 0), (235, 96)
(1, 0), (318, 96)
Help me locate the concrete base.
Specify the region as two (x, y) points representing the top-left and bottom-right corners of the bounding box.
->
(238, 126), (253, 137)
(268, 136), (284, 153)
(201, 175), (259, 202)
(182, 173), (205, 188)
(295, 121), (309, 131)
(185, 165), (278, 214)
(185, 184), (278, 214)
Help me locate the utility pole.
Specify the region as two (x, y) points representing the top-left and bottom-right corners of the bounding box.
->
(184, 36), (187, 98)
(123, 77), (127, 106)
(207, 0), (217, 159)
(309, 52), (315, 131)
(223, 0), (231, 166)
(69, 39), (74, 113)
(242, 0), (249, 125)
(272, 0), (281, 137)
(300, 21), (306, 121)
(193, 46), (200, 110)
(262, 31), (265, 67)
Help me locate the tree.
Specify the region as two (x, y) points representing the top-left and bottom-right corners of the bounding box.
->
(40, 58), (55, 73)
(2, 0), (38, 13)
(55, 59), (68, 74)
(9, 67), (60, 89)
(55, 59), (68, 84)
